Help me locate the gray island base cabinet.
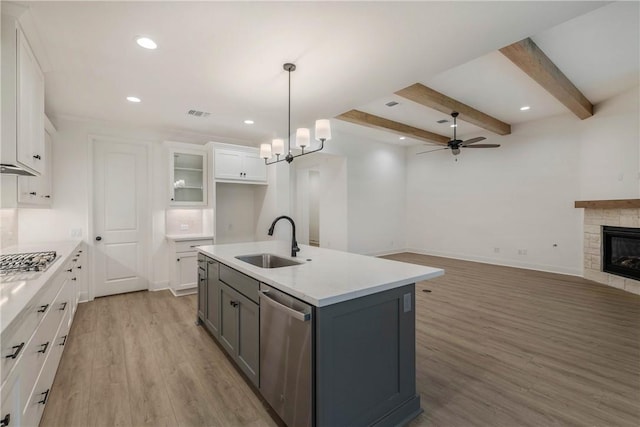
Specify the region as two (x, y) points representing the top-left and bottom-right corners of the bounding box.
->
(315, 284), (420, 427)
(197, 253), (422, 427)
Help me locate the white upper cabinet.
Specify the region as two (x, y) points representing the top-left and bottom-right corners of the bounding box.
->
(168, 145), (208, 207)
(214, 143), (267, 184)
(1, 8), (45, 176)
(18, 127), (52, 207)
(17, 27), (45, 174)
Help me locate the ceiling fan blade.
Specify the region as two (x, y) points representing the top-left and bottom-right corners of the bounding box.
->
(416, 147), (449, 155)
(464, 144), (501, 148)
(460, 137), (486, 146)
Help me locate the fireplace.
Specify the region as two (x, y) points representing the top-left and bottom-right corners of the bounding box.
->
(603, 226), (640, 281)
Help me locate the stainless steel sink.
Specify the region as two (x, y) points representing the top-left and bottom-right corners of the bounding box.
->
(235, 253), (302, 268)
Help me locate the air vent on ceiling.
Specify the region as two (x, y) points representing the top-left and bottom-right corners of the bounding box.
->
(187, 109), (211, 118)
(436, 119), (449, 124)
(385, 101), (399, 107)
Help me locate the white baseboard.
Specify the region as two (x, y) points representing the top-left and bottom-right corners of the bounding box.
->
(152, 280), (170, 292)
(169, 286), (197, 297)
(366, 249), (409, 257)
(404, 247), (582, 277)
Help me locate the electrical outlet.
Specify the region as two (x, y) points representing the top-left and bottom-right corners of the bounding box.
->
(180, 224), (189, 231)
(518, 249), (528, 255)
(70, 228), (82, 238)
(494, 247), (500, 253)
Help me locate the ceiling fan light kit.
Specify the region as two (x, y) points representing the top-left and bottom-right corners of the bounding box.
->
(416, 111), (500, 157)
(261, 63), (332, 165)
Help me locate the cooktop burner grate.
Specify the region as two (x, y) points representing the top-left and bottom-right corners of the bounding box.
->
(0, 251), (58, 275)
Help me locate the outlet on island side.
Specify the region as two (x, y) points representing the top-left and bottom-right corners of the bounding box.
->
(180, 224), (189, 231)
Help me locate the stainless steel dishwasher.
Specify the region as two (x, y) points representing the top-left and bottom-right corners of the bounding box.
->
(259, 283), (313, 427)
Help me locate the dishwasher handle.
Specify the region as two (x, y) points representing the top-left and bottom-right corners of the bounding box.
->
(259, 290), (311, 322)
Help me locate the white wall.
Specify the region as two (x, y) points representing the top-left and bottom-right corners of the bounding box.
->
(322, 133), (406, 255)
(215, 182), (260, 243)
(405, 87), (640, 275)
(292, 153), (348, 251)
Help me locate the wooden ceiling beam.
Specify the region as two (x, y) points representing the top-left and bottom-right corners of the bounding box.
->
(395, 83), (511, 135)
(500, 37), (593, 120)
(336, 110), (449, 145)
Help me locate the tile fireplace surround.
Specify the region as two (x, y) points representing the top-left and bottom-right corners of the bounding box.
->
(575, 199), (640, 295)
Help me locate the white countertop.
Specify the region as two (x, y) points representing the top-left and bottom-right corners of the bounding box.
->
(1, 240), (82, 334)
(166, 234), (214, 241)
(198, 241), (444, 307)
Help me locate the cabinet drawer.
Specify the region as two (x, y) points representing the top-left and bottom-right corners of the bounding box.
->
(21, 311), (67, 427)
(18, 279), (68, 407)
(0, 274), (64, 386)
(175, 239), (213, 253)
(219, 264), (259, 304)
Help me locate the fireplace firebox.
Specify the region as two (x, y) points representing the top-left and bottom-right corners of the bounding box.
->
(603, 226), (640, 281)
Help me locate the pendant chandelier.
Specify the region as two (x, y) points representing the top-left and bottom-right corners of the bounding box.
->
(260, 63), (332, 165)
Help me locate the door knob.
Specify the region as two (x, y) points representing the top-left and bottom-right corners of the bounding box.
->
(95, 236), (102, 241)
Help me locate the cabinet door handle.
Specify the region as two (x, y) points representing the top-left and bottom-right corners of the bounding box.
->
(44, 195), (51, 198)
(29, 192), (37, 196)
(0, 413), (10, 426)
(59, 302), (67, 311)
(37, 304), (49, 313)
(38, 342), (50, 354)
(66, 268), (73, 273)
(76, 265), (82, 269)
(59, 335), (68, 346)
(5, 342), (25, 359)
(33, 154), (41, 160)
(38, 389), (50, 405)
(71, 277), (77, 281)
(229, 301), (239, 307)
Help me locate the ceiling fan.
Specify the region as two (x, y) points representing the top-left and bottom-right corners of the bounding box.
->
(417, 112), (500, 156)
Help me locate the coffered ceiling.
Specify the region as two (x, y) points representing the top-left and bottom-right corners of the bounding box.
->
(16, 1), (639, 146)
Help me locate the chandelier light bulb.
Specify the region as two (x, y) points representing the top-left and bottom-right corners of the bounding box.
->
(272, 139), (285, 156)
(296, 128), (310, 149)
(260, 143), (272, 160)
(315, 119), (332, 141)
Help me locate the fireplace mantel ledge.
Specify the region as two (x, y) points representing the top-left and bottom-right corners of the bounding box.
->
(574, 199), (640, 209)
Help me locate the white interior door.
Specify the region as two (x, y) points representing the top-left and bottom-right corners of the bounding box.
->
(93, 139), (149, 297)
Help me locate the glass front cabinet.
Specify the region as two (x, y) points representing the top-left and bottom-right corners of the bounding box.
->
(169, 147), (208, 207)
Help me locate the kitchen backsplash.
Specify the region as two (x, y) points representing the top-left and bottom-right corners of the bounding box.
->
(165, 208), (213, 235)
(0, 209), (18, 249)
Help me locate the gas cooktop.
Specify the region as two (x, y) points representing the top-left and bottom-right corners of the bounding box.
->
(0, 251), (58, 275)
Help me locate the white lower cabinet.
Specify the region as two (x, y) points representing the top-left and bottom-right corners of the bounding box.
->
(0, 242), (82, 427)
(168, 237), (214, 296)
(0, 372), (20, 427)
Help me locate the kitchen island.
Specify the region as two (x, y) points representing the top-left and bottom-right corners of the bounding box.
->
(197, 241), (443, 427)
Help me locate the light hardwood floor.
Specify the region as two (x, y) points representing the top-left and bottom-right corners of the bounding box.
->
(41, 254), (640, 427)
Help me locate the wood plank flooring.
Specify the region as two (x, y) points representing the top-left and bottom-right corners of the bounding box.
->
(40, 253), (639, 427)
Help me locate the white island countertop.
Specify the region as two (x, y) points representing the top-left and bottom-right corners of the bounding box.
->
(1, 240), (81, 334)
(198, 241), (444, 307)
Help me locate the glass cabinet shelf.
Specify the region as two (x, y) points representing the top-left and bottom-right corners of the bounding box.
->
(169, 148), (208, 206)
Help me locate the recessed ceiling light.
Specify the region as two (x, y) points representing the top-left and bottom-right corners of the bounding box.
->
(244, 119), (254, 125)
(399, 136), (406, 140)
(126, 96), (141, 103)
(136, 36), (157, 50)
(520, 105), (531, 111)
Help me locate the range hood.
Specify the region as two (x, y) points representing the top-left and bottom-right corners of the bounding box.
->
(0, 164), (37, 176)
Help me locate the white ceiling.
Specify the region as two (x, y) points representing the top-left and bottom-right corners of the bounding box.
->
(18, 1), (638, 147)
